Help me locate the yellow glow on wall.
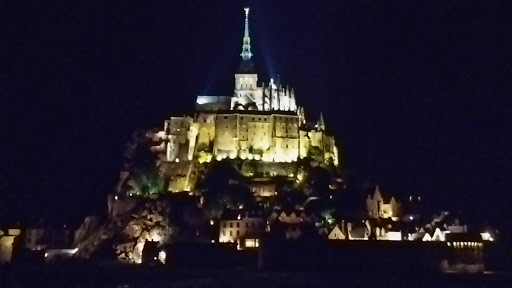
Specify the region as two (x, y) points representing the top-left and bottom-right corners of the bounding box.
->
(245, 238), (259, 248)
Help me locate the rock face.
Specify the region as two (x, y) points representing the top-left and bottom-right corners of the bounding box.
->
(75, 200), (173, 263)
(73, 216), (100, 247)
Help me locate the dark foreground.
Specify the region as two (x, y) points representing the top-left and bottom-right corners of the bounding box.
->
(1, 264), (510, 288)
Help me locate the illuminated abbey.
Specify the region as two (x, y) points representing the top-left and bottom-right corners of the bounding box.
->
(151, 8), (339, 168)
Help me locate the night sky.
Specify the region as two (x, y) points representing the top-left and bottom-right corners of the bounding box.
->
(1, 1), (511, 227)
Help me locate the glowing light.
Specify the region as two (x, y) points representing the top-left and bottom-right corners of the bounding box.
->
(158, 251), (166, 264)
(481, 232), (491, 241)
(409, 216), (414, 220)
(211, 239), (215, 243)
(114, 195), (118, 200)
(44, 252), (48, 258)
(270, 78), (276, 89)
(210, 220), (214, 225)
(175, 158), (180, 163)
(237, 214), (241, 220)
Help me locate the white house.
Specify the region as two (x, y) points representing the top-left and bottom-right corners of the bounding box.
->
(219, 215), (264, 248)
(328, 225), (346, 240)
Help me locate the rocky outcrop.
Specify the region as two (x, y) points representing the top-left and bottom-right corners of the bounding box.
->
(74, 200), (173, 263)
(73, 216), (100, 247)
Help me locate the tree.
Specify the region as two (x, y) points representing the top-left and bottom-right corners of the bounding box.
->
(273, 186), (307, 210)
(131, 168), (165, 197)
(199, 160), (256, 217)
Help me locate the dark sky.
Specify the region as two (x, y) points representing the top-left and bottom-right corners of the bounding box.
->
(1, 1), (511, 226)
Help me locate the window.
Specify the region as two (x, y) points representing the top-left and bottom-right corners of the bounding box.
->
(237, 231), (240, 236)
(223, 223), (227, 228)
(223, 231), (226, 236)
(237, 222), (240, 228)
(246, 223), (249, 228)
(224, 116), (228, 119)
(230, 222), (233, 228)
(230, 231), (232, 236)
(241, 117), (244, 120)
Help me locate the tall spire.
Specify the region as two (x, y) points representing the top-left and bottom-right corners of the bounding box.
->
(240, 8), (253, 60)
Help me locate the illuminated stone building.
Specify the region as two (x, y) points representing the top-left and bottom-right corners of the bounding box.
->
(151, 8), (339, 171)
(366, 186), (401, 220)
(218, 210), (264, 249)
(0, 228), (20, 263)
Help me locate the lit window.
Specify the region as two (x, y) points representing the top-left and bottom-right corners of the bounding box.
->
(245, 239), (259, 248)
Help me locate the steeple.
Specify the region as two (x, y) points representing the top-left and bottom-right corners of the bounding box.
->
(317, 113), (326, 131)
(240, 8), (253, 60)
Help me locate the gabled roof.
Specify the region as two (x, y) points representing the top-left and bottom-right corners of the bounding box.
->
(370, 186), (396, 203)
(328, 225), (346, 240)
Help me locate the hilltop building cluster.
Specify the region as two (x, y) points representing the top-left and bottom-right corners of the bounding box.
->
(149, 8), (338, 169)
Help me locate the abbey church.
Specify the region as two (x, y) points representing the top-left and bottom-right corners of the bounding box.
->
(150, 8), (339, 169)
